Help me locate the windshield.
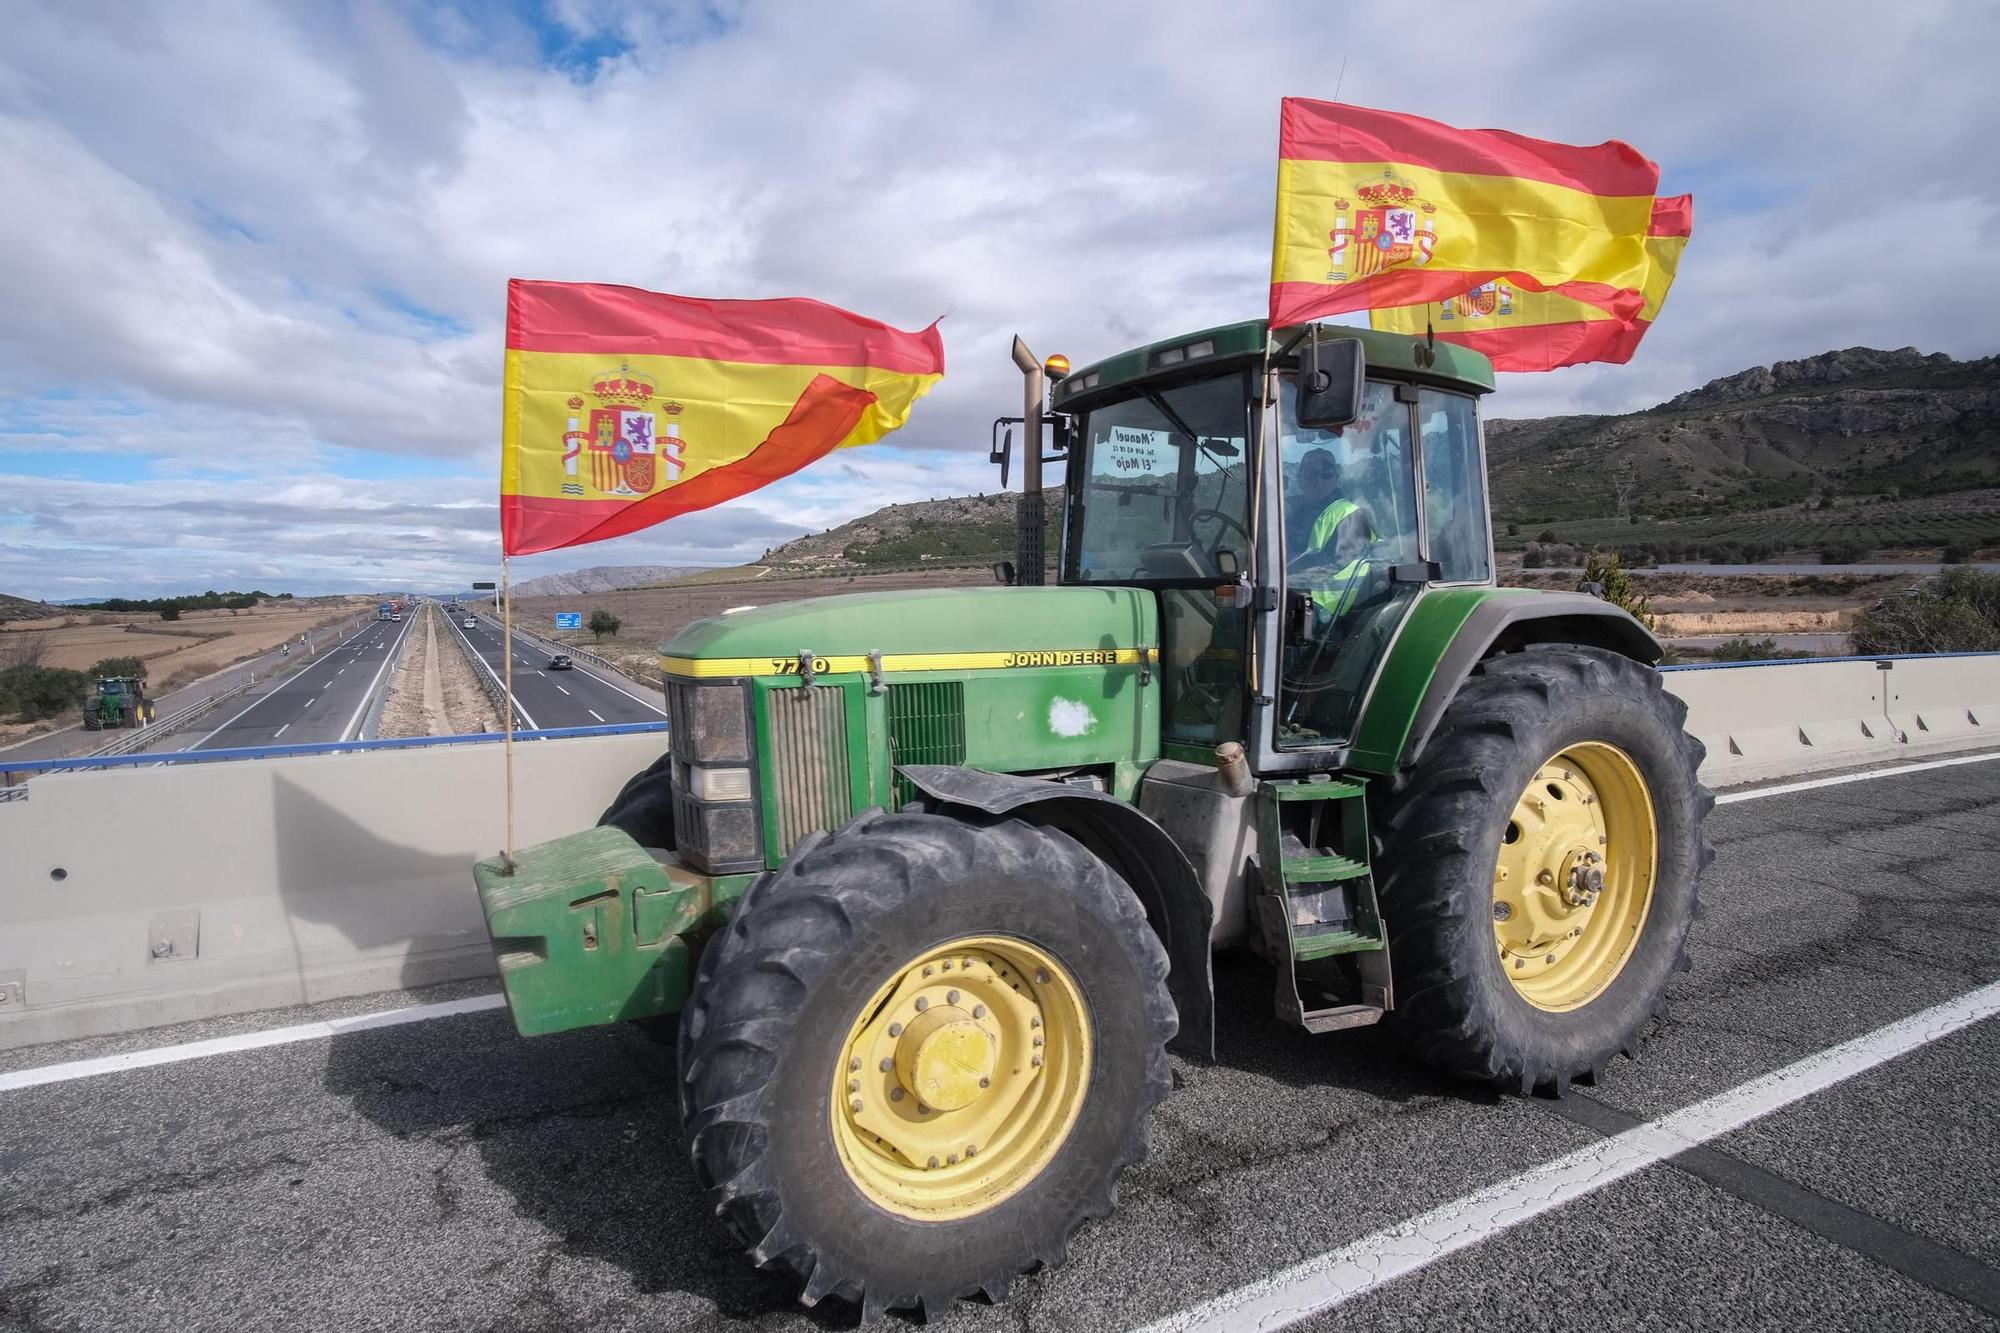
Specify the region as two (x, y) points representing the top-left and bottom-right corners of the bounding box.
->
(1063, 370), (1253, 584)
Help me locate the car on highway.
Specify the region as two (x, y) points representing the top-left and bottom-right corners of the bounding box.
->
(548, 654), (573, 670)
(463, 617), (476, 628)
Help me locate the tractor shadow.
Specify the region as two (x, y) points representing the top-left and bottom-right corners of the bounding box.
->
(318, 1015), (863, 1327)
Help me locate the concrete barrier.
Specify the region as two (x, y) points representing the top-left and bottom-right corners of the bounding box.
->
(3, 653), (1997, 1051)
(0, 730), (664, 1049)
(1661, 653), (2000, 786)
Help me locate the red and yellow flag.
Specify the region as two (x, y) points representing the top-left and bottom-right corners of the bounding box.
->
(1369, 195), (1694, 371)
(1270, 99), (1661, 328)
(501, 280), (943, 556)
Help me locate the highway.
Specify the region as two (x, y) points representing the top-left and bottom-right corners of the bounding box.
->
(2, 754), (1996, 1332)
(446, 609), (664, 730)
(167, 615), (414, 750)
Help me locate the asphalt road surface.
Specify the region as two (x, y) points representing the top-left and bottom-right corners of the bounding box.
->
(3, 755), (1997, 1332)
(447, 611), (664, 731)
(161, 615), (413, 751)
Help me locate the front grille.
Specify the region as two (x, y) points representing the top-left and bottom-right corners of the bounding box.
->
(887, 682), (966, 808)
(766, 686), (852, 853)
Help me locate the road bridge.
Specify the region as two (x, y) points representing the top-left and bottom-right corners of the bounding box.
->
(1, 755), (1995, 1332)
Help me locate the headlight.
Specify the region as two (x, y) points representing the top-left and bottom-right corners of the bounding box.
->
(666, 679), (761, 874)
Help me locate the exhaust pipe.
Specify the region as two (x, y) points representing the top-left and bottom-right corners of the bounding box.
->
(1010, 336), (1046, 587)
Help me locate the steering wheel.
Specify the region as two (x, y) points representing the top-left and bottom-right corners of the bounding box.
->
(1279, 557), (1395, 697)
(1189, 507), (1250, 560)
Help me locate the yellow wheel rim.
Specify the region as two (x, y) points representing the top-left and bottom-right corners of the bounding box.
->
(1492, 742), (1658, 1011)
(830, 936), (1091, 1221)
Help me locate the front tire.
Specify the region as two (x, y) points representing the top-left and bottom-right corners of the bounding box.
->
(677, 809), (1175, 1321)
(1374, 646), (1713, 1095)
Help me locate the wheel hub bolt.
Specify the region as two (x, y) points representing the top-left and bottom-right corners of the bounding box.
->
(946, 990), (960, 1005)
(891, 1088), (905, 1102)
(914, 997), (929, 1011)
(1035, 968), (1051, 984)
(1537, 869), (1555, 887)
(888, 1023), (903, 1037)
(848, 1057), (861, 1072)
(979, 1076), (991, 1089)
(880, 1057), (895, 1072)
(850, 1098), (863, 1113)
(973, 1005), (987, 1019)
(1031, 1054), (1044, 1067)
(927, 1156), (939, 1169)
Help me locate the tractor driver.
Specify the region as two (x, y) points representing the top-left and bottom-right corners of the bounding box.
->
(1286, 445), (1378, 617)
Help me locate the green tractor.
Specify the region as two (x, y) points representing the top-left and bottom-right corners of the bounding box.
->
(82, 676), (153, 730)
(474, 321), (1711, 1319)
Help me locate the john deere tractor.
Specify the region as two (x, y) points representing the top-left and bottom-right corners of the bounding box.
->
(82, 676), (153, 730)
(474, 321), (1710, 1319)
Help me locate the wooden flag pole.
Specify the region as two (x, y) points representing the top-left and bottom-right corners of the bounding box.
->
(502, 555), (516, 873)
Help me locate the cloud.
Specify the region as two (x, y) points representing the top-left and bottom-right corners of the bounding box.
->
(0, 0), (1995, 596)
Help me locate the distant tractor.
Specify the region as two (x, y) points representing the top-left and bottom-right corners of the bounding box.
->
(82, 676), (153, 731)
(473, 322), (1712, 1320)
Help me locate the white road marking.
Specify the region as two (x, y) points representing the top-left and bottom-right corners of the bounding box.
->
(1135, 978), (2000, 1333)
(555, 684), (569, 695)
(1715, 749), (2000, 804)
(0, 995), (509, 1094)
(339, 611), (414, 742)
(588, 709), (604, 722)
(273, 723), (289, 739)
(448, 614), (539, 730)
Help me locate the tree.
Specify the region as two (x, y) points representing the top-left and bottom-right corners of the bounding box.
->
(160, 606), (182, 621)
(1578, 549), (1654, 630)
(90, 656), (147, 680)
(1850, 568), (2000, 655)
(0, 632), (48, 670)
(588, 608), (621, 641)
(1943, 539), (1976, 565)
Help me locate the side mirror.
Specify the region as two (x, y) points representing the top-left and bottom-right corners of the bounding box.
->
(1215, 549), (1240, 579)
(989, 421), (1013, 488)
(1297, 337), (1364, 429)
(993, 560), (1017, 586)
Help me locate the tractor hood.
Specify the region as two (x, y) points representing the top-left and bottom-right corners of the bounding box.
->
(659, 585), (1158, 676)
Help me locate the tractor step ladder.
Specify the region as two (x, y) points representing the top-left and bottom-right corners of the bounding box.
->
(1256, 775), (1393, 1033)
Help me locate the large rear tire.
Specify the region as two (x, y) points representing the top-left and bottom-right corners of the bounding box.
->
(677, 808), (1175, 1321)
(1373, 645), (1713, 1095)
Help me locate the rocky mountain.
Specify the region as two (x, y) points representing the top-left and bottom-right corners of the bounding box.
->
(1487, 346), (2000, 526)
(509, 565), (710, 598)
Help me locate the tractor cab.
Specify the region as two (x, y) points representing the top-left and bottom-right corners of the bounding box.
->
(1042, 321), (1494, 770)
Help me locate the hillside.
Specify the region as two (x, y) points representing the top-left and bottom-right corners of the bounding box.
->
(510, 564), (710, 598)
(0, 591), (54, 624)
(1487, 346), (2000, 557)
(757, 493), (1056, 574)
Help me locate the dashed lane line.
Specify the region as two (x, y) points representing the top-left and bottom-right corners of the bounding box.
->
(1134, 979), (2000, 1333)
(588, 709), (604, 722)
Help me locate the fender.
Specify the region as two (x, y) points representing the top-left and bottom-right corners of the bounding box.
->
(898, 764), (1216, 1059)
(1400, 591), (1660, 768)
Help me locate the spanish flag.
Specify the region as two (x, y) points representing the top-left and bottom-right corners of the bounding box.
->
(1369, 195), (1694, 372)
(501, 280), (944, 556)
(1270, 99), (1661, 328)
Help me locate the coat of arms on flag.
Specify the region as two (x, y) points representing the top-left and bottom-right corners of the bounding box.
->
(1327, 172), (1438, 281)
(556, 365), (686, 499)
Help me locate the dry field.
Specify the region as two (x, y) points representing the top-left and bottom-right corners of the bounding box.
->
(0, 598), (375, 689)
(511, 567), (995, 675)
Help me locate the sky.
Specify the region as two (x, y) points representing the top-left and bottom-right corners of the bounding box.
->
(0, 0), (1994, 600)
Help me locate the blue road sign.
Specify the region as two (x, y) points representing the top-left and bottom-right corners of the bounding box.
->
(554, 612), (582, 630)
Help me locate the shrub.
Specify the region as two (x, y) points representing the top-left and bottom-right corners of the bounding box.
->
(1536, 529), (1559, 543)
(0, 664), (90, 721)
(588, 608), (621, 641)
(1849, 567), (2000, 654)
(1711, 636), (1782, 662)
(1942, 539), (1976, 565)
(160, 606), (182, 621)
(1817, 540), (1872, 565)
(1578, 549), (1654, 630)
(89, 656), (147, 680)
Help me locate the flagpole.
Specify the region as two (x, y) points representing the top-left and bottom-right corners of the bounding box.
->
(502, 554), (516, 874)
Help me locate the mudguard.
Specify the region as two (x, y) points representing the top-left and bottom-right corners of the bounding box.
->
(899, 763), (1216, 1059)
